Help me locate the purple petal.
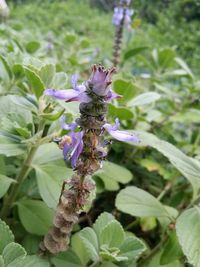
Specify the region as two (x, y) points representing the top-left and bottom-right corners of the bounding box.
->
(71, 74), (78, 90)
(105, 90), (121, 102)
(103, 119), (140, 144)
(45, 89), (80, 101)
(70, 132), (84, 168)
(103, 118), (120, 132)
(108, 130), (140, 143)
(60, 116), (77, 131)
(63, 142), (73, 160)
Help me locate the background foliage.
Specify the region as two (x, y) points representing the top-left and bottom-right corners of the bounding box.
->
(0, 0), (199, 266)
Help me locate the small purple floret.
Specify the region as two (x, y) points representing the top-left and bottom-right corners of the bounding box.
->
(103, 118), (140, 143)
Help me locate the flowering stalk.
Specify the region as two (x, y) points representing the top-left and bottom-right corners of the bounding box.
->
(40, 65), (139, 254)
(112, 0), (133, 67)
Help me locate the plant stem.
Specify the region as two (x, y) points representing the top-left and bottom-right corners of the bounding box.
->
(138, 235), (168, 266)
(0, 120), (45, 219)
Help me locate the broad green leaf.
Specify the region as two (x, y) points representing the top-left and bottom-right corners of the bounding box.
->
(51, 250), (82, 267)
(22, 235), (41, 255)
(0, 135), (26, 157)
(158, 48), (176, 69)
(134, 131), (200, 196)
(128, 92), (161, 107)
(175, 57), (193, 78)
(116, 186), (169, 218)
(25, 41), (40, 54)
(119, 236), (146, 260)
(112, 80), (136, 103)
(0, 174), (15, 198)
(176, 207), (200, 267)
(99, 221), (125, 248)
(0, 255), (5, 267)
(32, 143), (63, 165)
(93, 212), (115, 240)
(2, 242), (26, 267)
(160, 232), (183, 265)
(17, 199), (54, 235)
(78, 227), (99, 262)
(0, 219), (14, 254)
(95, 173), (119, 191)
(9, 96), (38, 114)
(24, 67), (45, 99)
(124, 46), (149, 60)
(97, 161), (133, 184)
(140, 250), (181, 267)
(39, 64), (55, 87)
(71, 234), (90, 266)
(51, 72), (68, 89)
(108, 104), (133, 120)
(34, 164), (73, 209)
(22, 255), (50, 267)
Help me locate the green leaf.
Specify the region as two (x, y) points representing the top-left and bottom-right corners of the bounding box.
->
(99, 221), (125, 248)
(24, 67), (45, 99)
(32, 143), (63, 165)
(128, 92), (161, 107)
(25, 41), (40, 54)
(22, 235), (41, 255)
(40, 109), (65, 121)
(94, 174), (119, 191)
(108, 104), (133, 120)
(100, 263), (118, 267)
(160, 232), (183, 265)
(124, 46), (149, 60)
(119, 236), (146, 261)
(9, 96), (38, 114)
(0, 255), (5, 267)
(175, 57), (193, 78)
(158, 48), (176, 69)
(51, 250), (82, 267)
(2, 242), (26, 267)
(176, 207), (200, 267)
(39, 64), (55, 87)
(116, 186), (169, 218)
(94, 161), (133, 191)
(140, 250), (181, 267)
(17, 199), (54, 235)
(96, 161), (133, 184)
(51, 72), (68, 89)
(93, 212), (115, 240)
(78, 227), (99, 262)
(22, 255), (50, 267)
(0, 55), (13, 80)
(71, 234), (90, 266)
(0, 134), (26, 157)
(0, 219), (14, 254)
(134, 131), (200, 196)
(112, 80), (136, 103)
(0, 174), (15, 198)
(34, 164), (73, 209)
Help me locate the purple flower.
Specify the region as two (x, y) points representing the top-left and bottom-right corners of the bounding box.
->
(59, 116), (84, 168)
(45, 75), (91, 103)
(112, 7), (124, 26)
(60, 115), (77, 131)
(103, 118), (140, 143)
(88, 65), (116, 96)
(112, 7), (134, 28)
